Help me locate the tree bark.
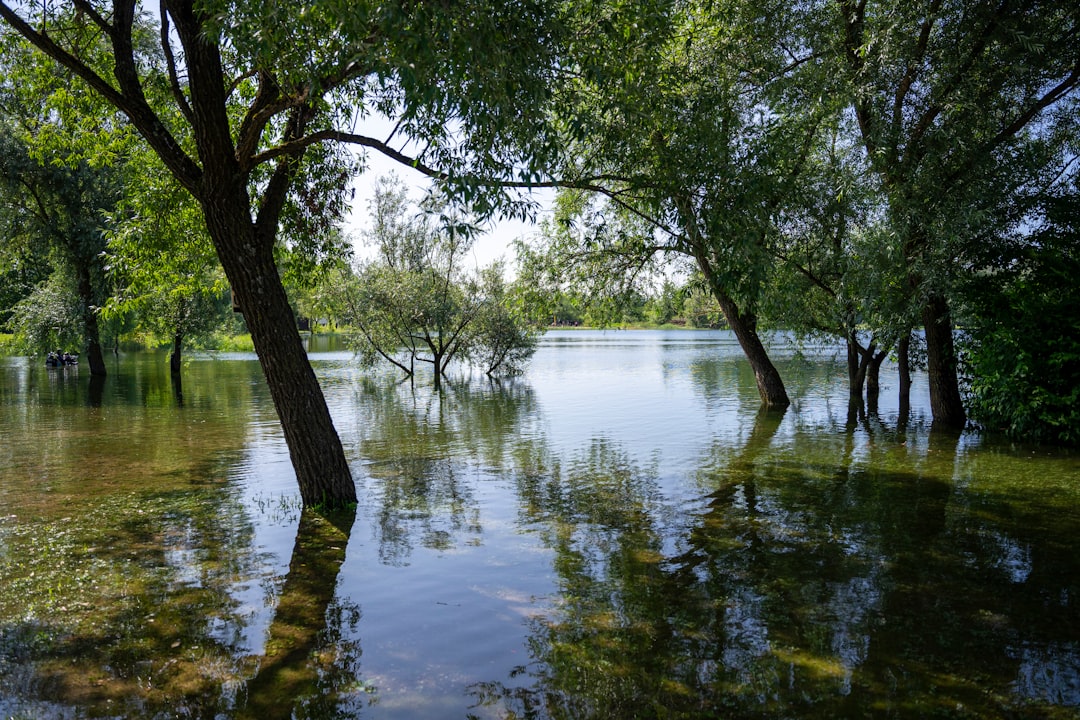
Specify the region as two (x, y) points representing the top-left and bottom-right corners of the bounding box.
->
(714, 290), (790, 407)
(207, 195), (356, 507)
(170, 331), (183, 376)
(683, 207), (788, 408)
(922, 294), (966, 427)
(846, 332), (871, 401)
(866, 347), (888, 414)
(897, 332), (912, 419)
(177, 3), (355, 508)
(76, 263), (107, 377)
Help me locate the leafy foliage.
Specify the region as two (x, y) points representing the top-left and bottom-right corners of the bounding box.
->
(5, 270), (84, 352)
(330, 176), (539, 386)
(961, 191), (1080, 445)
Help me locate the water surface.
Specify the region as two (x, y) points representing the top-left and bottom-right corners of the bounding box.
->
(0, 330), (1077, 718)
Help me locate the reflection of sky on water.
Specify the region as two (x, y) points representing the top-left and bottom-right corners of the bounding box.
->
(1013, 641), (1080, 705)
(3, 333), (1080, 718)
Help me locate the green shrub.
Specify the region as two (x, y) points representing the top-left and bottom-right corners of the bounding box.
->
(962, 249), (1080, 445)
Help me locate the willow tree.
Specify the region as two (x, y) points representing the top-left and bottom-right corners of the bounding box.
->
(0, 38), (136, 375)
(0, 0), (566, 507)
(548, 0), (835, 408)
(833, 0), (1080, 426)
(332, 176), (538, 389)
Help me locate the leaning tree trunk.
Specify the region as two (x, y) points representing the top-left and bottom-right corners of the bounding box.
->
(76, 263), (107, 376)
(202, 194), (356, 508)
(712, 286), (790, 408)
(922, 294), (966, 427)
(684, 210), (788, 408)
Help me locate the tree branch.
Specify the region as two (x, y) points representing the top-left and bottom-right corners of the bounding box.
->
(892, 0), (942, 132)
(235, 71), (289, 167)
(0, 1), (202, 193)
(159, 1), (194, 125)
(254, 105), (313, 247)
(72, 0), (111, 35)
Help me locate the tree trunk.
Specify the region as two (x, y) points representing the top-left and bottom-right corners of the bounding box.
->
(922, 294), (966, 427)
(846, 332), (871, 401)
(710, 286), (789, 408)
(170, 331), (183, 376)
(204, 196), (356, 508)
(76, 263), (106, 377)
(866, 348), (888, 414)
(432, 350), (444, 391)
(897, 332), (912, 419)
(685, 216), (788, 408)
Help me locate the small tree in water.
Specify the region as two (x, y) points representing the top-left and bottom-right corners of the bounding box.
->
(333, 176), (539, 388)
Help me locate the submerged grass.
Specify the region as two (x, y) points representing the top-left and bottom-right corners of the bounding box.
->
(0, 488), (266, 716)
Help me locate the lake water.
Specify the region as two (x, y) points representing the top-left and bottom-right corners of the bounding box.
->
(0, 330), (1078, 719)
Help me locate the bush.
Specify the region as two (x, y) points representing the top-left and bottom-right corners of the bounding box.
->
(962, 248), (1080, 445)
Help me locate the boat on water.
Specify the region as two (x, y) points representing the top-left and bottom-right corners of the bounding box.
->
(45, 351), (79, 367)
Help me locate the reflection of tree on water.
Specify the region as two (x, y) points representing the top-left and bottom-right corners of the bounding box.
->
(238, 508), (363, 720)
(478, 436), (676, 719)
(355, 376), (536, 564)
(475, 407), (1080, 719)
(0, 494), (366, 718)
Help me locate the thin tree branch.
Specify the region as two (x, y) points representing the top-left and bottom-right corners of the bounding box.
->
(892, 0), (942, 132)
(0, 1), (202, 192)
(72, 0), (111, 35)
(159, 1), (194, 125)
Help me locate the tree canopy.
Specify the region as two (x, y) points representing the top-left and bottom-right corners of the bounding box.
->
(0, 0), (1077, 453)
(0, 0), (575, 506)
(330, 176), (539, 388)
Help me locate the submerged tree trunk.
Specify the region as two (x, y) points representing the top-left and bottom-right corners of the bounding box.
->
(170, 330), (183, 376)
(684, 210), (788, 408)
(709, 284), (789, 408)
(76, 263), (107, 377)
(865, 347), (888, 414)
(432, 350), (444, 391)
(203, 190), (356, 508)
(171, 3), (356, 508)
(897, 332), (912, 419)
(922, 294), (966, 427)
(846, 332), (872, 401)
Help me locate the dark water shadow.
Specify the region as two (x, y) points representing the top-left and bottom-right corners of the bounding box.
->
(237, 506), (359, 719)
(86, 373), (105, 407)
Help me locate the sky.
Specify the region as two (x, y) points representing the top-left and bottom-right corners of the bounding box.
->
(342, 142), (553, 275)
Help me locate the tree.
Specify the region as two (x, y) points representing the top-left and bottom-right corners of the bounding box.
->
(0, 125), (120, 374)
(333, 176), (539, 389)
(547, 0), (836, 407)
(0, 232), (50, 335)
(470, 262), (541, 377)
(761, 115), (905, 412)
(0, 0), (567, 507)
(959, 169), (1080, 445)
(833, 0), (1080, 426)
(513, 190), (672, 330)
(104, 152), (229, 374)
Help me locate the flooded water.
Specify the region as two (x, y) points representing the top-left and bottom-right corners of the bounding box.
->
(0, 330), (1078, 719)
